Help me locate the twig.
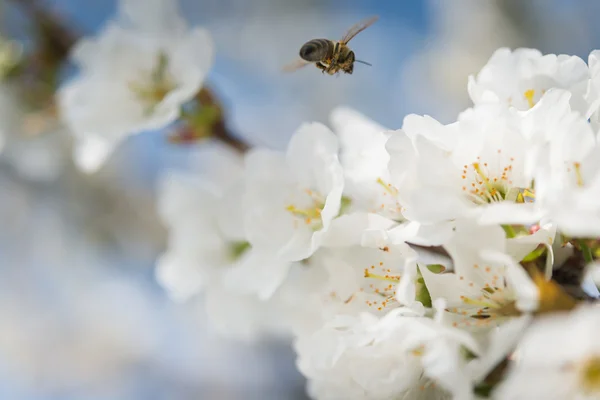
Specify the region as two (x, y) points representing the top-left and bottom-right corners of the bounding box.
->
(196, 87), (250, 153)
(8, 0), (77, 57)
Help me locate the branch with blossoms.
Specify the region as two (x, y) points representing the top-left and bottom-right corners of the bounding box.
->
(9, 0), (600, 399)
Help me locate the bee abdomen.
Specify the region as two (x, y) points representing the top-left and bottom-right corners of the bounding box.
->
(299, 39), (334, 62)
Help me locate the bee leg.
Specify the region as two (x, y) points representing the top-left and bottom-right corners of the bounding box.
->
(315, 62), (326, 74)
(345, 51), (355, 74)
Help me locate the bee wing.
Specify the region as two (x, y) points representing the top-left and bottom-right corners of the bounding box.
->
(282, 59), (311, 73)
(340, 15), (379, 44)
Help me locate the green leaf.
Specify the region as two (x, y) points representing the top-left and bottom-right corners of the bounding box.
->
(339, 196), (352, 216)
(415, 269), (432, 308)
(521, 245), (546, 262)
(425, 264), (446, 274)
(229, 241), (251, 261)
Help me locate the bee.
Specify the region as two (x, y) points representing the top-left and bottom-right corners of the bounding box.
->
(283, 16), (378, 75)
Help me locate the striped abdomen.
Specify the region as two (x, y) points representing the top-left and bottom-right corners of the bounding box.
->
(299, 39), (334, 62)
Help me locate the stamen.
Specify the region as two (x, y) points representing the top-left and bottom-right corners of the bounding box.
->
(524, 89), (535, 108)
(376, 178), (399, 196)
(472, 162), (497, 196)
(574, 162), (584, 187)
(129, 52), (177, 114)
(286, 205), (321, 220)
(364, 269), (400, 283)
(461, 297), (498, 309)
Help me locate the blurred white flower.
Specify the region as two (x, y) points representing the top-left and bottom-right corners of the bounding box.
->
(494, 305), (600, 400)
(295, 307), (478, 400)
(58, 0), (213, 173)
(0, 84), (66, 182)
(156, 145), (287, 340)
(243, 122), (344, 262)
(329, 107), (402, 219)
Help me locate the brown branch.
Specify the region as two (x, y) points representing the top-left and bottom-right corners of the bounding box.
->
(212, 118), (250, 153)
(8, 0), (78, 58)
(196, 87), (251, 153)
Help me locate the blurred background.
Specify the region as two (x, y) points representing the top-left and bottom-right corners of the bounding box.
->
(0, 0), (599, 398)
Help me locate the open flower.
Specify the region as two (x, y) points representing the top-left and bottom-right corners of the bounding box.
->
(243, 122), (344, 262)
(273, 243), (418, 337)
(419, 223), (539, 332)
(156, 145), (288, 340)
(58, 0), (213, 172)
(468, 47), (589, 113)
(386, 103), (542, 243)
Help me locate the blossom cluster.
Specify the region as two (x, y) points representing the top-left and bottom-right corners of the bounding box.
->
(51, 1), (600, 399)
(156, 51), (600, 399)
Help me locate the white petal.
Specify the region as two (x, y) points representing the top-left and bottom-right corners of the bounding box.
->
(73, 136), (117, 173)
(225, 250), (291, 300)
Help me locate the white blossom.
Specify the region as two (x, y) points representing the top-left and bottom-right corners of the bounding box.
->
(156, 145), (287, 340)
(295, 308), (478, 400)
(144, 41), (600, 399)
(329, 106), (402, 220)
(385, 102), (547, 249)
(58, 0), (213, 172)
(468, 47), (589, 113)
(243, 122), (344, 262)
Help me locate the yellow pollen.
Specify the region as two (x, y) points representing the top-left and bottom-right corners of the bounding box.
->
(412, 348), (424, 357)
(472, 162), (497, 194)
(581, 357), (600, 394)
(524, 89), (536, 108)
(286, 205), (321, 219)
(376, 178), (398, 196)
(574, 162), (584, 187)
(128, 52), (176, 113)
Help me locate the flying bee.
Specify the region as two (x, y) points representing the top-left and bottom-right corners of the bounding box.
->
(283, 15), (378, 75)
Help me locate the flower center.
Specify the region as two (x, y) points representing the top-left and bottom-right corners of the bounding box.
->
(450, 288), (518, 329)
(505, 187), (536, 204)
(128, 52), (177, 114)
(460, 155), (535, 206)
(581, 357), (600, 394)
(286, 189), (325, 228)
(461, 160), (511, 204)
(448, 266), (520, 328)
(228, 241), (250, 262)
(361, 255), (402, 311)
(375, 178), (404, 217)
(460, 285), (513, 313)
